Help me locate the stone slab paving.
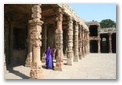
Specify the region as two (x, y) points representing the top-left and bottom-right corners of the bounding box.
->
(4, 53), (116, 79)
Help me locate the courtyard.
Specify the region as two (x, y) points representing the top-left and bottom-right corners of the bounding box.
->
(4, 53), (116, 79)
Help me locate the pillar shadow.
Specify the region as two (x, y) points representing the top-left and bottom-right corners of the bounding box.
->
(7, 66), (29, 79)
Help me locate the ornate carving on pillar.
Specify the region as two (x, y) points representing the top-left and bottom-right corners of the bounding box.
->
(79, 25), (83, 60)
(84, 30), (86, 56)
(29, 4), (44, 79)
(67, 16), (73, 65)
(109, 33), (112, 53)
(54, 29), (63, 71)
(84, 30), (87, 56)
(82, 29), (85, 57)
(73, 21), (79, 62)
(54, 7), (63, 71)
(84, 30), (88, 55)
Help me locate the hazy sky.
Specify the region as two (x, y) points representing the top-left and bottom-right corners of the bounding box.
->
(68, 4), (116, 22)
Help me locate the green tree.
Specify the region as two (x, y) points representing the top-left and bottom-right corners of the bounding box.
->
(100, 19), (116, 28)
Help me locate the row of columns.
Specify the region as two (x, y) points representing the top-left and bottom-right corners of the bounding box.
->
(28, 4), (89, 79)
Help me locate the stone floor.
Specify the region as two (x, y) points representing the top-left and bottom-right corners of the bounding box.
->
(4, 53), (116, 79)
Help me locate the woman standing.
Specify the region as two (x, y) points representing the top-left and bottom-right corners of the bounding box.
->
(46, 47), (54, 69)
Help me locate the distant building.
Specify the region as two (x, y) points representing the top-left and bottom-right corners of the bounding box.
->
(86, 20), (116, 53)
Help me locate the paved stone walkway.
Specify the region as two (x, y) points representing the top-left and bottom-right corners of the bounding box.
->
(4, 53), (116, 79)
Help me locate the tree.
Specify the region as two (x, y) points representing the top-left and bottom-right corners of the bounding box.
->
(100, 19), (116, 28)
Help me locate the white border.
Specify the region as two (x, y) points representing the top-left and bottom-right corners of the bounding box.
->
(0, 0), (120, 85)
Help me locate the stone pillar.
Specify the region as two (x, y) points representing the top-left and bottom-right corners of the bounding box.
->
(79, 25), (82, 60)
(54, 7), (63, 71)
(98, 34), (101, 53)
(73, 21), (79, 62)
(109, 33), (112, 53)
(29, 4), (44, 79)
(82, 29), (85, 57)
(84, 30), (87, 55)
(67, 16), (73, 65)
(42, 22), (47, 63)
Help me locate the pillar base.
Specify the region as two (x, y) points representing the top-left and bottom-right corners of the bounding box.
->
(54, 65), (62, 71)
(54, 49), (62, 71)
(54, 58), (62, 71)
(30, 69), (44, 79)
(79, 56), (82, 60)
(73, 58), (78, 62)
(67, 58), (72, 66)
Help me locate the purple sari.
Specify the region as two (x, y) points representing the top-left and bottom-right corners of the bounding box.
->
(46, 48), (54, 69)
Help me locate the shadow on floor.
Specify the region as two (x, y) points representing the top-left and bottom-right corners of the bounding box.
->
(7, 66), (29, 79)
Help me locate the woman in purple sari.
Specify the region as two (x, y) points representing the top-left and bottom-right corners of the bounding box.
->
(46, 47), (54, 69)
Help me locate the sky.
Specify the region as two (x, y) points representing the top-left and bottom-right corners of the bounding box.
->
(68, 4), (116, 22)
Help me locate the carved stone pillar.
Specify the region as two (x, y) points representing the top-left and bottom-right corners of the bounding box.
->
(42, 23), (47, 63)
(79, 25), (83, 60)
(86, 31), (90, 54)
(54, 7), (63, 71)
(84, 30), (87, 56)
(82, 29), (85, 57)
(29, 4), (44, 79)
(109, 33), (112, 53)
(73, 21), (79, 62)
(67, 16), (73, 65)
(98, 33), (101, 53)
